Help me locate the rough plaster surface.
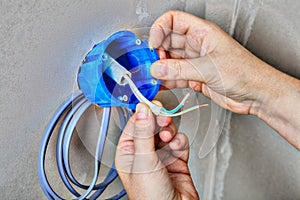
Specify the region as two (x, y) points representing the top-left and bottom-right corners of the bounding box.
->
(1, 0), (299, 199)
(224, 114), (300, 200)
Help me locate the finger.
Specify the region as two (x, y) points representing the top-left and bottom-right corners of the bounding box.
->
(170, 33), (187, 49)
(156, 114), (172, 127)
(157, 133), (190, 173)
(185, 44), (201, 58)
(133, 103), (156, 154)
(150, 56), (213, 82)
(132, 103), (163, 173)
(151, 100), (177, 143)
(151, 100), (173, 146)
(159, 122), (178, 143)
(160, 34), (171, 52)
(151, 99), (163, 107)
(159, 80), (203, 92)
(167, 45), (200, 59)
(168, 49), (185, 59)
(188, 81), (202, 92)
(169, 37), (200, 59)
(151, 100), (172, 127)
(149, 10), (197, 48)
(149, 16), (172, 48)
(154, 33), (187, 52)
(169, 132), (189, 162)
(160, 80), (189, 90)
(157, 132), (189, 151)
(157, 48), (167, 59)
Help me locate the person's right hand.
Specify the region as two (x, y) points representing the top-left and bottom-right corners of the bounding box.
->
(149, 10), (300, 150)
(149, 10), (274, 115)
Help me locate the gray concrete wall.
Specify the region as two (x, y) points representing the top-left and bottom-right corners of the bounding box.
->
(1, 0), (299, 199)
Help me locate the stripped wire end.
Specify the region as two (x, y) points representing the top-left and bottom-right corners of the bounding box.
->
(159, 103), (209, 117)
(161, 89), (194, 114)
(198, 103), (209, 108)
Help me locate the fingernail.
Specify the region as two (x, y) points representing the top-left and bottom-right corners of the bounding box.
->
(161, 131), (170, 139)
(148, 40), (158, 49)
(148, 42), (153, 49)
(136, 103), (149, 120)
(171, 138), (180, 148)
(151, 62), (167, 77)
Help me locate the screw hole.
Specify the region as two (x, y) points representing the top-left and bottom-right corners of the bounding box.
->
(136, 39), (141, 45)
(122, 95), (128, 101)
(151, 79), (157, 85)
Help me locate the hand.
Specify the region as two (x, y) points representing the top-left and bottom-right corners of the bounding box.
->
(148, 10), (274, 115)
(115, 103), (199, 200)
(148, 10), (300, 150)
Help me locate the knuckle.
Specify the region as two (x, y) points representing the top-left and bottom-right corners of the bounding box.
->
(173, 60), (183, 79)
(134, 120), (152, 134)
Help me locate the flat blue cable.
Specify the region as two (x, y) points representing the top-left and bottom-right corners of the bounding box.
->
(56, 98), (88, 196)
(78, 107), (111, 200)
(61, 102), (118, 191)
(62, 101), (92, 191)
(38, 92), (127, 199)
(90, 108), (129, 200)
(90, 107), (133, 200)
(57, 101), (122, 194)
(38, 92), (84, 199)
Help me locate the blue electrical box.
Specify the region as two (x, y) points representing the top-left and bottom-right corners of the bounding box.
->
(77, 31), (161, 110)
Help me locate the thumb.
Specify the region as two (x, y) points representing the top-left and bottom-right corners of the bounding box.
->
(134, 103), (156, 154)
(150, 57), (214, 82)
(133, 103), (161, 173)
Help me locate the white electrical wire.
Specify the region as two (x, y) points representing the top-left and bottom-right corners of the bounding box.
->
(123, 75), (208, 116)
(123, 75), (163, 115)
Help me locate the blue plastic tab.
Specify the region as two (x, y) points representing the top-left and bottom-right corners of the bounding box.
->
(77, 31), (160, 110)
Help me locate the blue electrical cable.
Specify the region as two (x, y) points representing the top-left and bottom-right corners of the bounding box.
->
(38, 92), (83, 199)
(38, 92), (128, 199)
(78, 107), (110, 200)
(61, 101), (92, 192)
(38, 30), (159, 200)
(56, 98), (89, 196)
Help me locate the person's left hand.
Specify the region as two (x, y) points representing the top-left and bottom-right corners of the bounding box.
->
(115, 102), (199, 200)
